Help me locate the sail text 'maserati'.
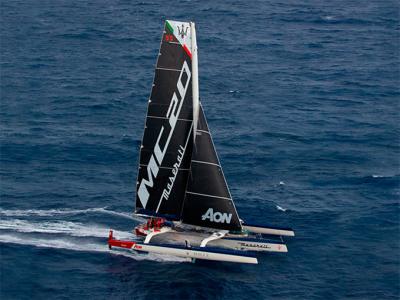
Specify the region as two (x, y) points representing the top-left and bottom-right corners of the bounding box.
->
(160, 145), (185, 202)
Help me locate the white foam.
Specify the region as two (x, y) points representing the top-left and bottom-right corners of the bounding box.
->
(0, 207), (144, 222)
(323, 15), (335, 21)
(0, 207), (95, 217)
(0, 209), (187, 262)
(0, 233), (187, 262)
(0, 219), (135, 240)
(372, 174), (384, 178)
(276, 205), (287, 212)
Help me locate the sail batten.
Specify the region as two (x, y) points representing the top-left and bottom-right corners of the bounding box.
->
(139, 164), (190, 171)
(146, 115), (192, 122)
(186, 191), (232, 201)
(191, 160), (220, 167)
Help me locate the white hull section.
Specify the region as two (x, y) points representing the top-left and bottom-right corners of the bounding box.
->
(212, 238), (288, 253)
(147, 229), (288, 253)
(243, 225), (295, 237)
(131, 243), (258, 264)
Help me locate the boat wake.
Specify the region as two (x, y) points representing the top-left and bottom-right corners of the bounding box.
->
(0, 219), (135, 239)
(0, 207), (142, 221)
(0, 208), (185, 263)
(370, 174), (396, 179)
(0, 233), (187, 262)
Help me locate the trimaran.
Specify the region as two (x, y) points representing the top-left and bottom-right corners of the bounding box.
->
(108, 20), (294, 264)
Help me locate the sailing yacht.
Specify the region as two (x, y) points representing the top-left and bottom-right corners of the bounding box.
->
(108, 20), (294, 264)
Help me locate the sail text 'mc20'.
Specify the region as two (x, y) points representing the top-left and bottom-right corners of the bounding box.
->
(138, 61), (192, 208)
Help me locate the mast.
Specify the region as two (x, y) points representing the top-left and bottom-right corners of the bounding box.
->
(191, 22), (199, 140)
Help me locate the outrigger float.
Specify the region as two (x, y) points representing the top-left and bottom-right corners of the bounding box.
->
(108, 20), (294, 264)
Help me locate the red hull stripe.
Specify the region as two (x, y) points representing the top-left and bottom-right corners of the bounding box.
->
(108, 230), (136, 249)
(109, 239), (135, 249)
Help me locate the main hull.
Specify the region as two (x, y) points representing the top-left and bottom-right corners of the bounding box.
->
(108, 230), (258, 264)
(108, 217), (292, 264)
(133, 222), (288, 253)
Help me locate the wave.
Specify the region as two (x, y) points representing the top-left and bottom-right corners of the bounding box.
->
(370, 174), (398, 179)
(0, 219), (135, 240)
(322, 15), (335, 21)
(371, 174), (395, 179)
(276, 205), (287, 212)
(0, 233), (187, 263)
(0, 207), (143, 221)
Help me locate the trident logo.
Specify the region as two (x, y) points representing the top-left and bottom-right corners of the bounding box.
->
(177, 24), (189, 38)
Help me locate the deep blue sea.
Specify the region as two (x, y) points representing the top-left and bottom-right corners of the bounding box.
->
(1, 0), (399, 299)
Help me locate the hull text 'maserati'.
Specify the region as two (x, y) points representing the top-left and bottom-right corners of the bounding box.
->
(108, 20), (294, 264)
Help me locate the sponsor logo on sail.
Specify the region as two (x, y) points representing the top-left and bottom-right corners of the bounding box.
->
(202, 208), (232, 224)
(160, 144), (185, 202)
(177, 24), (189, 38)
(137, 61), (191, 208)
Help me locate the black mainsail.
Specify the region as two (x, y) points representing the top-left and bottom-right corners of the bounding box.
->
(135, 20), (193, 219)
(135, 20), (242, 232)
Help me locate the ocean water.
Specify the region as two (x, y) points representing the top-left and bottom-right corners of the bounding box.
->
(1, 0), (399, 299)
